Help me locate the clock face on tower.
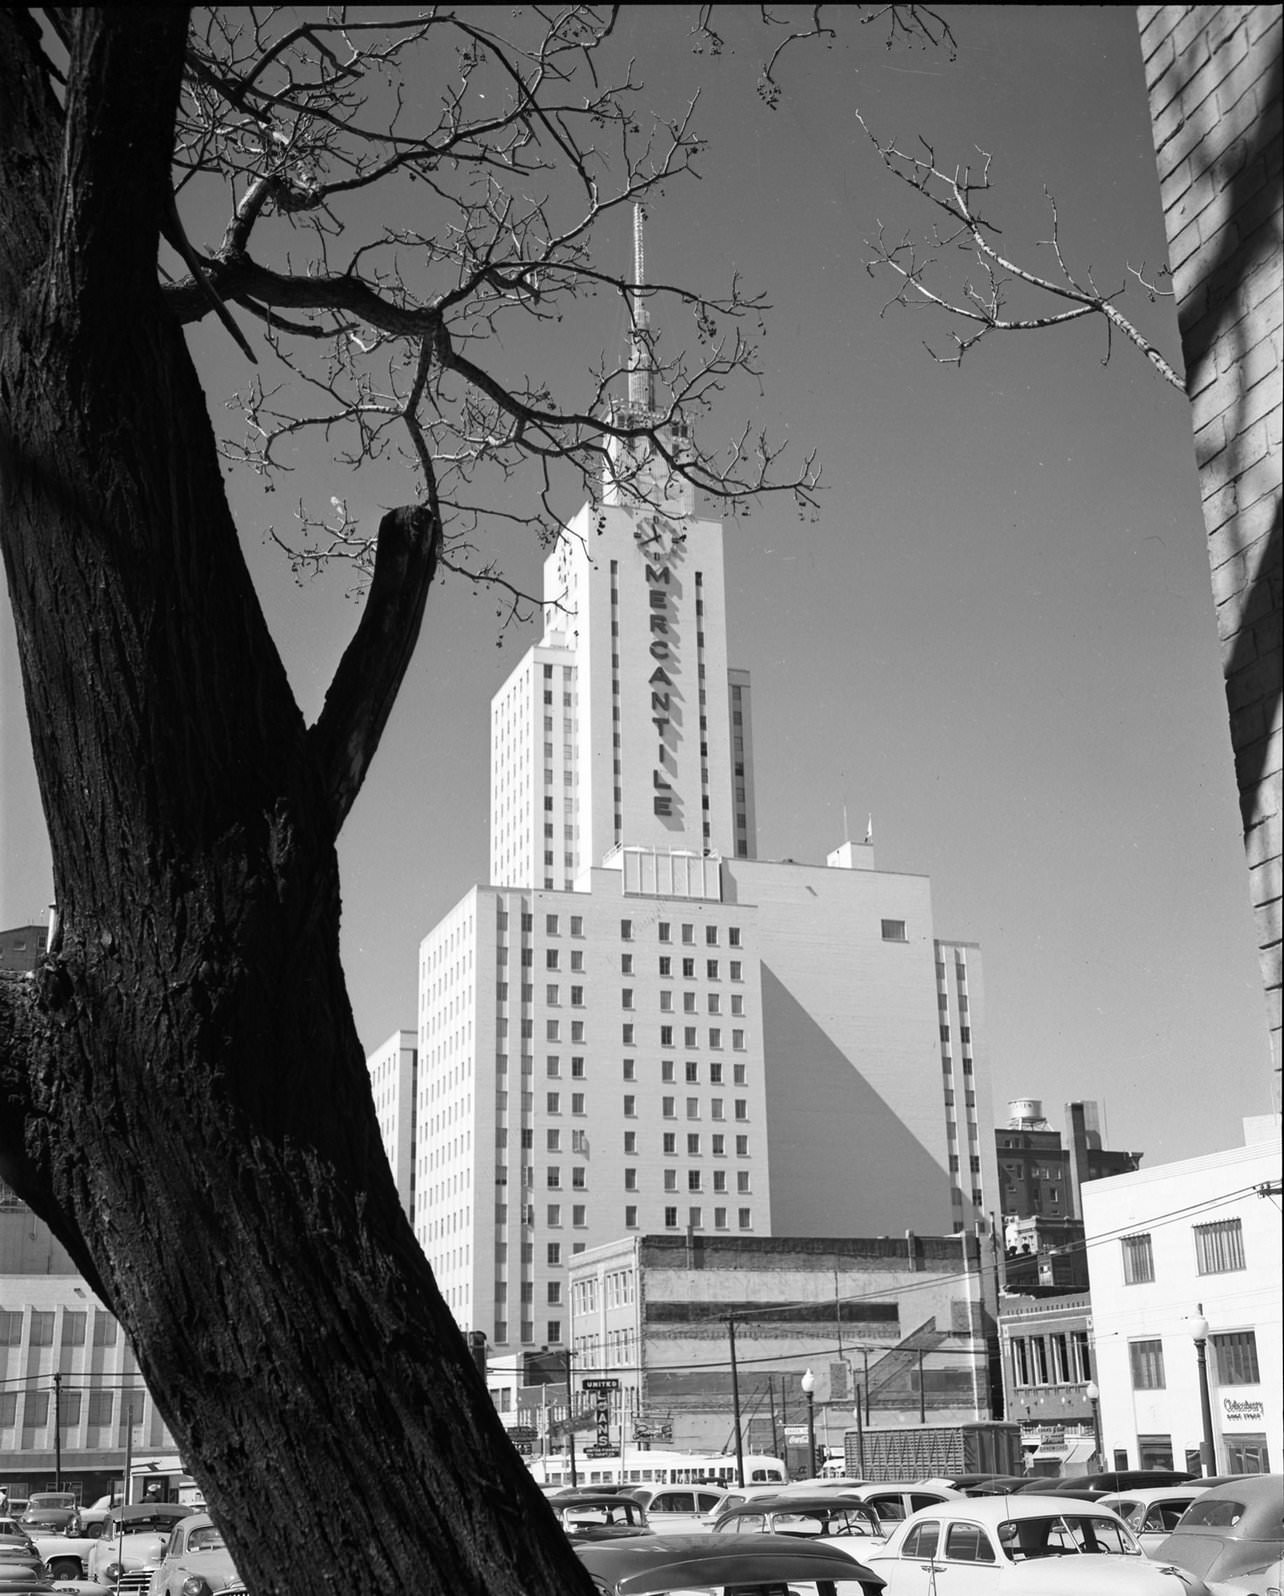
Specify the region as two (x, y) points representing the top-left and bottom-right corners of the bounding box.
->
(633, 511), (687, 559)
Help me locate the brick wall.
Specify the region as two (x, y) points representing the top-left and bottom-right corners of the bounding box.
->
(1138, 5), (1282, 1098)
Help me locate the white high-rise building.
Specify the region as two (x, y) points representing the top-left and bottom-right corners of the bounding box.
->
(390, 213), (996, 1353)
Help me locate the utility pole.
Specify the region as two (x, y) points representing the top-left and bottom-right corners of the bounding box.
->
(727, 1317), (745, 1488)
(52, 1372), (62, 1491)
(565, 1345), (578, 1487)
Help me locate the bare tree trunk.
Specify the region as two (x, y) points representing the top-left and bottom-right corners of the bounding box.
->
(0, 10), (591, 1593)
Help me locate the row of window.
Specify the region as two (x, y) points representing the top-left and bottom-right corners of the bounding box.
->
(1129, 1329), (1259, 1390)
(495, 1320), (559, 1345)
(495, 1203), (753, 1233)
(1009, 1329), (1092, 1387)
(0, 1389), (144, 1431)
(1121, 1218), (1246, 1284)
(0, 1309), (118, 1347)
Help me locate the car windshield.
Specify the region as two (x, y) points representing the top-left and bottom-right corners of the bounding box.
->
(998, 1513), (1138, 1559)
(770, 1509), (878, 1538)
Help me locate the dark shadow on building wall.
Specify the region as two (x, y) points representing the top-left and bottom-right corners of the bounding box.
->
(759, 964), (956, 1235)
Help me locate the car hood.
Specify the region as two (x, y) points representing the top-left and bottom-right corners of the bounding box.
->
(95, 1531), (168, 1562)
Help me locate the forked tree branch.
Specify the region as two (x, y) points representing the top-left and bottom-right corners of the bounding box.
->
(857, 113), (1184, 389)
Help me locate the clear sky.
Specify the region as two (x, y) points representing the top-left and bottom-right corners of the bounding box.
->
(0, 6), (1273, 1169)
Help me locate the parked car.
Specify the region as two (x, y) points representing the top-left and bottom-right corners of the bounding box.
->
(621, 1484), (727, 1533)
(1151, 1475), (1284, 1592)
(24, 1530), (96, 1585)
(711, 1491), (887, 1562)
(550, 1492), (653, 1542)
(15, 1508), (78, 1542)
(864, 1492), (1215, 1593)
(77, 1498), (119, 1541)
(576, 1530), (887, 1594)
(86, 1505), (194, 1593)
(1099, 1488), (1212, 1555)
(0, 1525), (99, 1594)
(828, 1483), (964, 1527)
(700, 1483), (792, 1520)
(146, 1512), (246, 1596)
(1019, 1472), (1197, 1499)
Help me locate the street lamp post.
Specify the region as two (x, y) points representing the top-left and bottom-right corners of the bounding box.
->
(1084, 1380), (1103, 1471)
(801, 1368), (816, 1478)
(1190, 1312), (1217, 1478)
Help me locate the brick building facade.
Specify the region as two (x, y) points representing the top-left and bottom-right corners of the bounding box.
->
(1137, 6), (1283, 1098)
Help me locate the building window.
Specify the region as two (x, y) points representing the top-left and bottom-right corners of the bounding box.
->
(621, 919), (633, 940)
(662, 1097), (676, 1118)
(738, 1208), (752, 1230)
(1121, 1233), (1155, 1284)
(664, 1207), (679, 1228)
(624, 1168), (637, 1191)
(625, 1206), (638, 1228)
(1194, 1218), (1245, 1275)
(881, 919), (907, 942)
(1212, 1330), (1260, 1384)
(1129, 1339), (1166, 1390)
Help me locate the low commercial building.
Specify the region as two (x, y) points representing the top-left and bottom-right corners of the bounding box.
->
(1082, 1118), (1281, 1475)
(997, 1292), (1098, 1473)
(566, 1231), (999, 1461)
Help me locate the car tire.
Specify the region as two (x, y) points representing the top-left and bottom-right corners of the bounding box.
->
(48, 1558), (82, 1579)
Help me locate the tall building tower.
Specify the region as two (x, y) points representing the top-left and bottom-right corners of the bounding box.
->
(490, 208), (753, 892)
(401, 213), (992, 1353)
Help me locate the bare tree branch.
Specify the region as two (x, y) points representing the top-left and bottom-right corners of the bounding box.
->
(159, 7), (821, 598)
(857, 113), (1186, 389)
(309, 504), (441, 829)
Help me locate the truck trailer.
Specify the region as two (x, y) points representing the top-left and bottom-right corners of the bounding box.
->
(842, 1420), (1023, 1482)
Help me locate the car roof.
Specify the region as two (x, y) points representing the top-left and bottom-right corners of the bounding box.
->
(897, 1493), (1127, 1526)
(114, 1503), (195, 1522)
(576, 1531), (882, 1593)
(1099, 1485), (1207, 1506)
(1159, 1474), (1283, 1536)
(716, 1491), (881, 1517)
(627, 1484), (725, 1501)
(170, 1513), (216, 1534)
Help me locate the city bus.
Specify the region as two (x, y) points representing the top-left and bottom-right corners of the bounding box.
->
(527, 1449), (786, 1490)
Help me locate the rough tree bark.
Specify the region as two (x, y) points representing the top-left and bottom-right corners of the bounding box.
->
(0, 10), (593, 1594)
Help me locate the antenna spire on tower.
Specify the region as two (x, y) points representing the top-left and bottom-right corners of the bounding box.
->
(627, 202), (655, 415)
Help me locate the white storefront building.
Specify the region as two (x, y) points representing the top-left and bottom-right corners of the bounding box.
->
(1082, 1117), (1281, 1475)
